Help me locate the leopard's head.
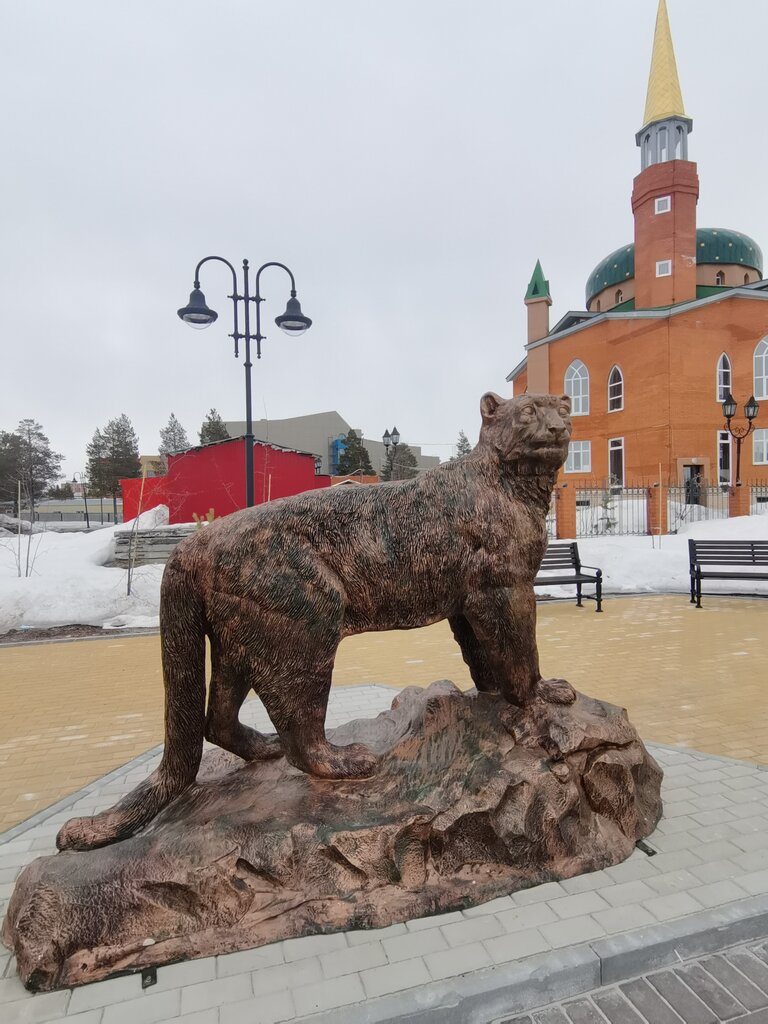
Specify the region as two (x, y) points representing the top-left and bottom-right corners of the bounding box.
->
(478, 392), (571, 472)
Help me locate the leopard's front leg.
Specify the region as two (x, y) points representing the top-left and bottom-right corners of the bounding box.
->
(463, 585), (575, 706)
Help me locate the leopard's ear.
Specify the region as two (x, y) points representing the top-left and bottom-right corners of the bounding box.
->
(480, 392), (503, 422)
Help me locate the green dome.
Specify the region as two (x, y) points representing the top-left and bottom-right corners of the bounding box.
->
(585, 228), (763, 304)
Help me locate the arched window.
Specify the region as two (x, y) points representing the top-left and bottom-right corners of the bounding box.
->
(716, 353), (732, 402)
(643, 133), (652, 167)
(674, 126), (684, 158)
(608, 366), (624, 412)
(565, 359), (589, 415)
(745, 273), (750, 285)
(715, 271), (725, 286)
(755, 338), (768, 400)
(595, 299), (601, 312)
(615, 289), (623, 305)
(658, 127), (668, 162)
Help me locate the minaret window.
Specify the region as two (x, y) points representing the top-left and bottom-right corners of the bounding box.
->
(716, 353), (731, 402)
(643, 134), (652, 167)
(744, 273), (750, 285)
(658, 127), (668, 161)
(595, 299), (601, 312)
(656, 260), (672, 277)
(755, 338), (768, 400)
(715, 271), (725, 286)
(674, 126), (684, 158)
(608, 366), (624, 411)
(615, 289), (623, 305)
(655, 196), (671, 214)
(565, 360), (589, 415)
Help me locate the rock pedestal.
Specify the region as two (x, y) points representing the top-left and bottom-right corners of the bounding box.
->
(3, 682), (662, 991)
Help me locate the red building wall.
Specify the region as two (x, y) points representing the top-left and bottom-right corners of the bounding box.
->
(121, 437), (330, 523)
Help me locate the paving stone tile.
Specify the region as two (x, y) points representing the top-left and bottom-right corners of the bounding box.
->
(540, 915), (606, 948)
(726, 951), (768, 995)
(644, 890), (704, 922)
(600, 881), (657, 908)
(46, 1011), (104, 1024)
(739, 870), (768, 896)
(646, 869), (704, 896)
(463, 895), (516, 917)
(562, 998), (608, 1023)
(425, 940), (491, 980)
(689, 880), (751, 908)
(2, 988), (71, 1024)
(560, 871), (613, 895)
(360, 957), (431, 999)
(441, 913), (505, 947)
(382, 927), (447, 962)
(405, 910), (464, 932)
(292, 973), (365, 1016)
(647, 970), (718, 1024)
(319, 940), (387, 979)
(735, 853), (768, 874)
(217, 943), (284, 978)
(500, 1016), (533, 1024)
(592, 989), (644, 1023)
(675, 963), (746, 1020)
(69, 973), (143, 1013)
(157, 1012), (218, 1024)
(619, 977), (684, 1024)
(220, 990), (293, 1024)
(604, 856), (658, 883)
(647, 849), (703, 871)
(250, 957), (322, 997)
(550, 892), (612, 921)
(152, 957), (216, 991)
(281, 931), (347, 962)
(513, 882), (567, 906)
(701, 955), (768, 1012)
(497, 902), (559, 932)
(180, 974), (252, 1014)
(690, 860), (743, 885)
(650, 832), (699, 854)
(101, 988), (180, 1024)
(346, 922), (406, 945)
(592, 904), (656, 933)
(483, 927), (552, 964)
(532, 1009), (572, 1023)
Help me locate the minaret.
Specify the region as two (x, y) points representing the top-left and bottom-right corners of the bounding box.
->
(524, 260), (552, 393)
(632, 0), (699, 309)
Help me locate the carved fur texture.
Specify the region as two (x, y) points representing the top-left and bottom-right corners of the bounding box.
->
(57, 392), (572, 852)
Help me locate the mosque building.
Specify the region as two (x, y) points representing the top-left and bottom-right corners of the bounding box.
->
(507, 0), (768, 495)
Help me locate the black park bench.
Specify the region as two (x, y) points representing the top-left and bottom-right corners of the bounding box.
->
(535, 542), (603, 612)
(688, 539), (768, 608)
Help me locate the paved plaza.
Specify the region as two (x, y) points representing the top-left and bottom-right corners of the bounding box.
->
(0, 595), (766, 833)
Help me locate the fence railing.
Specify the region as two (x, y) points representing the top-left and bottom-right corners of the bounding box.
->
(752, 484), (768, 516)
(546, 494), (557, 538)
(575, 484), (648, 537)
(667, 485), (729, 534)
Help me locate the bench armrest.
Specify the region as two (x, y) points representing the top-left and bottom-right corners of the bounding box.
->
(579, 564), (602, 576)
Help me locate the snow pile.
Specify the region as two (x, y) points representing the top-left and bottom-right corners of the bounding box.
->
(0, 506), (169, 634)
(0, 509), (765, 635)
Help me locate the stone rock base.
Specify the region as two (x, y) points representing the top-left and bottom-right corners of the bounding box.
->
(3, 682), (662, 991)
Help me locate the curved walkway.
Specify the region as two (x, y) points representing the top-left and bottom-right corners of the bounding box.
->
(0, 595), (765, 833)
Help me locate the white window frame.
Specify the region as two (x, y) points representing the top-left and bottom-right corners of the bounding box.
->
(754, 429), (768, 466)
(565, 440), (591, 474)
(655, 195), (671, 214)
(607, 365), (624, 412)
(608, 437), (625, 487)
(656, 259), (672, 277)
(564, 359), (589, 416)
(717, 430), (732, 485)
(716, 353), (731, 403)
(755, 338), (768, 400)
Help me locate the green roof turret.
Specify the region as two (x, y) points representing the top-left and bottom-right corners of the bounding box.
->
(525, 259), (551, 302)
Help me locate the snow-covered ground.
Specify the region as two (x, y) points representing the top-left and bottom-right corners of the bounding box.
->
(0, 508), (765, 634)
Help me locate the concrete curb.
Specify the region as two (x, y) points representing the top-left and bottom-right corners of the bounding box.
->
(302, 897), (768, 1024)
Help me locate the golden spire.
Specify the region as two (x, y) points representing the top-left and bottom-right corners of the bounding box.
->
(642, 0), (686, 128)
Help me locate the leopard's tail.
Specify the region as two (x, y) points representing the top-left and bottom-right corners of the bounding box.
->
(56, 560), (206, 852)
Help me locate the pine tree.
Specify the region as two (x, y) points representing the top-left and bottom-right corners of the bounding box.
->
(380, 442), (418, 481)
(335, 430), (374, 476)
(0, 431), (23, 510)
(48, 481), (75, 499)
(86, 415), (141, 513)
(13, 420), (63, 520)
(199, 408), (230, 445)
(451, 430), (473, 461)
(159, 413), (190, 455)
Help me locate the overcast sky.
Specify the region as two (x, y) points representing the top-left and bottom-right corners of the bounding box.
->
(3, 1), (768, 478)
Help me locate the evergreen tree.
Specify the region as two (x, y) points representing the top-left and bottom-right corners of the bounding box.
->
(48, 481), (75, 499)
(380, 442), (418, 481)
(0, 431), (22, 510)
(86, 415), (141, 512)
(159, 412), (190, 455)
(451, 429), (473, 460)
(199, 408), (230, 445)
(13, 420), (63, 520)
(335, 430), (374, 476)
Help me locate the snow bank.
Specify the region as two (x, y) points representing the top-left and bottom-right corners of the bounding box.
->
(0, 508), (765, 635)
(0, 506), (169, 634)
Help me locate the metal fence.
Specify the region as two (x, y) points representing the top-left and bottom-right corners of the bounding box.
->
(575, 484), (648, 537)
(546, 494), (557, 538)
(752, 484), (768, 516)
(667, 484), (729, 534)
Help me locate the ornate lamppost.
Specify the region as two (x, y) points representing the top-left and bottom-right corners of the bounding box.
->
(721, 392), (760, 486)
(72, 472), (90, 529)
(177, 258), (312, 508)
(382, 426), (400, 479)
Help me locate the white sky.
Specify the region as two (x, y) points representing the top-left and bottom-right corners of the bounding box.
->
(3, 1), (767, 477)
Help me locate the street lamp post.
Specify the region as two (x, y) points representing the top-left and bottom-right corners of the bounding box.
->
(721, 392), (760, 486)
(177, 258), (312, 507)
(382, 426), (400, 479)
(72, 473), (90, 530)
